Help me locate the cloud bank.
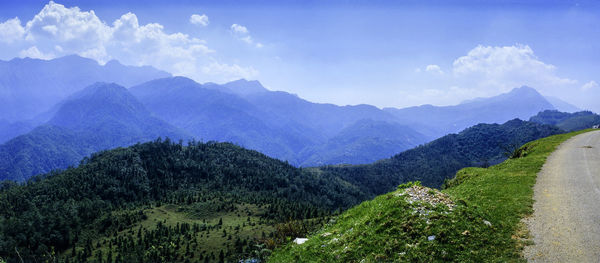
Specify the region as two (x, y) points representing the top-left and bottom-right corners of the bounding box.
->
(452, 44), (576, 94)
(0, 1), (257, 82)
(411, 44), (597, 112)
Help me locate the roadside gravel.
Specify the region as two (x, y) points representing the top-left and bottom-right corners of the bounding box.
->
(524, 130), (600, 262)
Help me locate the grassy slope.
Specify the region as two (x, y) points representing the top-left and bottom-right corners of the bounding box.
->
(270, 129), (592, 262)
(68, 203), (275, 262)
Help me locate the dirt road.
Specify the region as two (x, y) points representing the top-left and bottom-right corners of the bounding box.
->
(524, 130), (600, 262)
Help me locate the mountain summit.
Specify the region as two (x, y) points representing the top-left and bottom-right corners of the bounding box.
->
(0, 55), (170, 121)
(384, 86), (556, 138)
(221, 79), (269, 96)
(0, 82), (187, 181)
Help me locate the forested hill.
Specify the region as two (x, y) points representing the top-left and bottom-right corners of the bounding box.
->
(0, 119), (563, 262)
(317, 119), (562, 197)
(0, 139), (365, 262)
(0, 83), (189, 182)
(529, 110), (600, 132)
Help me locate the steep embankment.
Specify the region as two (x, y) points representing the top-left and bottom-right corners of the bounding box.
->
(270, 129), (593, 262)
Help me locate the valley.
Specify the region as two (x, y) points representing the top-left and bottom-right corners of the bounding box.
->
(0, 54), (598, 262)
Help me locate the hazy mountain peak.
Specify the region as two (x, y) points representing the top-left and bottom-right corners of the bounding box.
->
(544, 96), (580, 113)
(508, 86), (540, 96)
(54, 54), (100, 65)
(105, 59), (122, 66)
(0, 54), (171, 121)
(460, 86), (542, 106)
(222, 79), (268, 96)
(69, 82), (129, 99)
(49, 82), (149, 130)
(140, 76), (198, 87)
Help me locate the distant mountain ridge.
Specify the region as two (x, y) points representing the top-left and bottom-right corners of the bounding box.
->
(129, 77), (428, 166)
(529, 110), (600, 132)
(0, 55), (582, 182)
(0, 82), (188, 182)
(317, 118), (562, 196)
(544, 96), (580, 113)
(297, 119), (425, 166)
(0, 55), (170, 122)
(383, 86), (557, 138)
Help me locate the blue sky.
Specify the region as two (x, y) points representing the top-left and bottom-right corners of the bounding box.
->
(0, 0), (599, 111)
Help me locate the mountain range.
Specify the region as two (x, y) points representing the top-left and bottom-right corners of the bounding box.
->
(0, 116), (563, 262)
(316, 118), (562, 196)
(0, 83), (188, 182)
(0, 55), (580, 182)
(383, 86), (557, 138)
(0, 55), (589, 262)
(0, 55), (169, 122)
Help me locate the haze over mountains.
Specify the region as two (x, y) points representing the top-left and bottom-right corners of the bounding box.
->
(0, 55), (587, 182)
(383, 86), (558, 138)
(0, 55), (170, 122)
(0, 83), (188, 182)
(0, 55), (594, 263)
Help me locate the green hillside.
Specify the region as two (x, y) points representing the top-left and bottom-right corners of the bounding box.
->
(529, 110), (600, 132)
(0, 139), (366, 262)
(0, 120), (568, 262)
(318, 119), (561, 197)
(269, 129), (592, 262)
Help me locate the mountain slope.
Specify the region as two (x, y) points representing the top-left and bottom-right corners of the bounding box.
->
(317, 119), (562, 197)
(0, 120), (35, 143)
(0, 55), (170, 121)
(244, 90), (400, 139)
(0, 139), (365, 262)
(130, 77), (319, 162)
(221, 78), (270, 96)
(130, 77), (430, 166)
(384, 86), (556, 138)
(0, 83), (188, 182)
(529, 110), (600, 132)
(298, 119), (427, 166)
(270, 130), (591, 262)
(544, 96), (580, 113)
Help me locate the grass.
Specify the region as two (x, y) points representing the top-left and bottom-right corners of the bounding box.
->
(65, 202), (275, 262)
(269, 129), (593, 262)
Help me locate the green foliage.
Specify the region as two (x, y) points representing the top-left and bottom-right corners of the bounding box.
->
(270, 129), (592, 262)
(397, 181), (421, 190)
(0, 83), (188, 182)
(269, 188), (504, 262)
(443, 129), (592, 260)
(0, 119), (568, 262)
(318, 119), (561, 197)
(530, 110), (600, 132)
(0, 139), (365, 262)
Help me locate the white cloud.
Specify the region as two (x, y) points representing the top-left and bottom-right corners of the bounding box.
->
(425, 64), (443, 74)
(581, 81), (598, 91)
(189, 14), (209, 27)
(0, 1), (257, 83)
(230, 24), (248, 34)
(230, 23), (263, 48)
(19, 46), (54, 59)
(0, 17), (25, 43)
(405, 44), (599, 111)
(452, 44), (576, 94)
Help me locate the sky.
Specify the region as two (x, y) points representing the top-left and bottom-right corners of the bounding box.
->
(0, 0), (599, 112)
